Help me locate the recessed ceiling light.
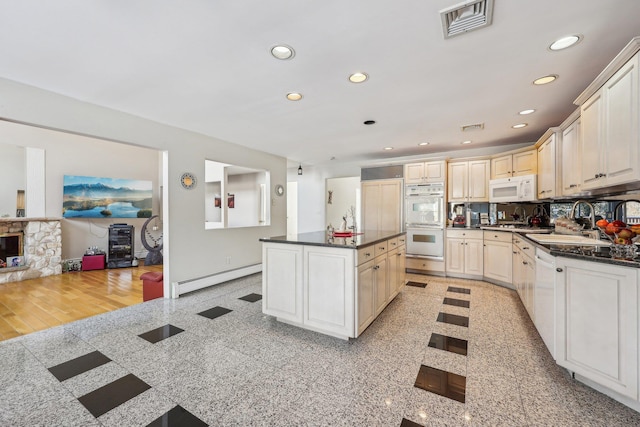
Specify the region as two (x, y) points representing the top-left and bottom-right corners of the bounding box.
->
(349, 72), (369, 83)
(549, 35), (582, 51)
(384, 147), (394, 151)
(461, 140), (472, 145)
(286, 92), (303, 101)
(363, 120), (376, 125)
(271, 45), (295, 60)
(533, 75), (558, 85)
(519, 109), (535, 115)
(512, 123), (528, 129)
(418, 142), (429, 146)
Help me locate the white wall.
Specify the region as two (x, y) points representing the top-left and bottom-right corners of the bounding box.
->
(0, 77), (287, 285)
(0, 143), (25, 218)
(326, 176), (360, 231)
(227, 173), (260, 228)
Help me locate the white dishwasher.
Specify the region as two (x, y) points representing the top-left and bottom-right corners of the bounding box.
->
(534, 249), (556, 359)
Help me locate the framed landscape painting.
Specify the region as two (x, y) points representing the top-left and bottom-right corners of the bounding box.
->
(63, 175), (153, 218)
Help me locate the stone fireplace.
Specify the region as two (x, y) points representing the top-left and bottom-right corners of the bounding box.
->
(0, 218), (62, 284)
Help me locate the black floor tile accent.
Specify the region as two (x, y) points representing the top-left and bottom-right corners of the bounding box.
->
(239, 293), (262, 302)
(78, 374), (151, 418)
(138, 324), (184, 344)
(414, 364), (466, 403)
(198, 306), (232, 320)
(437, 312), (469, 327)
(48, 351), (111, 382)
(147, 405), (208, 427)
(443, 297), (470, 308)
(400, 418), (423, 427)
(406, 281), (427, 288)
(428, 333), (468, 356)
(447, 286), (470, 294)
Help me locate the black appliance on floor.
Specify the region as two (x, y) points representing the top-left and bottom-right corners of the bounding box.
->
(108, 224), (134, 268)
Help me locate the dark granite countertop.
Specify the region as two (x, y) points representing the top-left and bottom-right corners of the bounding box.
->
(519, 235), (640, 268)
(260, 230), (405, 249)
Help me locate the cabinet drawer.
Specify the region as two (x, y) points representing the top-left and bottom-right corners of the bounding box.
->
(483, 231), (512, 243)
(387, 237), (399, 250)
(357, 246), (375, 265)
(406, 257), (445, 272)
(374, 241), (389, 257)
(397, 234), (406, 246)
(447, 229), (483, 239)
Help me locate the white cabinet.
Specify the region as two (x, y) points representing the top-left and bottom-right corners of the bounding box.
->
(560, 118), (581, 196)
(447, 160), (490, 203)
(534, 249), (555, 359)
(537, 133), (557, 199)
(555, 257), (638, 399)
(483, 231), (513, 285)
(580, 52), (640, 190)
(356, 259), (375, 335)
(362, 179), (403, 231)
(491, 150), (537, 179)
(304, 246), (355, 338)
(262, 243), (304, 324)
(388, 242), (407, 300)
(373, 253), (388, 316)
(445, 229), (483, 277)
(405, 160), (445, 184)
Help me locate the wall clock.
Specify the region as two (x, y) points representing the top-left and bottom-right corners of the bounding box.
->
(180, 172), (196, 189)
(275, 184), (285, 197)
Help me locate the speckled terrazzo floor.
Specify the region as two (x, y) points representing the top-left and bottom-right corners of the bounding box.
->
(1, 272), (640, 426)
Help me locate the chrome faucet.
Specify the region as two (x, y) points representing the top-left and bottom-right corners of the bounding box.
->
(570, 200), (596, 229)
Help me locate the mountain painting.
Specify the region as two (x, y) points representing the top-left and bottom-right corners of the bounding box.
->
(63, 175), (153, 218)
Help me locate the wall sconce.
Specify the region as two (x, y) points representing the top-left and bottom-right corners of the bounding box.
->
(298, 165), (303, 175)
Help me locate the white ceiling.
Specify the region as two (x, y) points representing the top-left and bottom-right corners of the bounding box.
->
(1, 1), (640, 167)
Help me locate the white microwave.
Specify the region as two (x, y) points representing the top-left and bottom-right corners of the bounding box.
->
(489, 174), (537, 203)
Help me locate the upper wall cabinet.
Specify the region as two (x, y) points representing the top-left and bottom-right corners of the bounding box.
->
(447, 159), (490, 203)
(405, 160), (445, 184)
(560, 114), (582, 196)
(576, 41), (640, 191)
(490, 150), (537, 180)
(537, 132), (557, 200)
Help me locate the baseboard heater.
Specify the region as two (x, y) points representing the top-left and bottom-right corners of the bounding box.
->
(171, 263), (262, 297)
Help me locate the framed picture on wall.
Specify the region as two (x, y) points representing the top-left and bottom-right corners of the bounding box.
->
(214, 197), (221, 208)
(228, 194), (235, 209)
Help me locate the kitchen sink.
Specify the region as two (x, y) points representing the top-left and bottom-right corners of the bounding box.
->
(525, 233), (611, 246)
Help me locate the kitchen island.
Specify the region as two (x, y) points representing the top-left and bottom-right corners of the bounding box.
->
(260, 230), (406, 339)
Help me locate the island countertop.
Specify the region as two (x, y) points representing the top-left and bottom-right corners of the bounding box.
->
(259, 230), (405, 249)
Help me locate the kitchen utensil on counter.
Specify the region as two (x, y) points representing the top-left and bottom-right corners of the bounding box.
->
(452, 204), (466, 227)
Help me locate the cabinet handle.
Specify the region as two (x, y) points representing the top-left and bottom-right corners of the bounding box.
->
(397, 253), (402, 257)
(522, 261), (528, 265)
(594, 173), (599, 179)
(556, 267), (563, 272)
(374, 265), (379, 270)
(365, 252), (371, 257)
(523, 246), (530, 250)
(512, 251), (518, 254)
(494, 235), (498, 238)
(569, 184), (577, 188)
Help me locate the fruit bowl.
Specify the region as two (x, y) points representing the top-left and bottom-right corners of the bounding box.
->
(597, 219), (640, 259)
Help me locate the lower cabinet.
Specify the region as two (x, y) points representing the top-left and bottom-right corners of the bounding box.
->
(262, 243), (304, 324)
(373, 253), (388, 316)
(483, 231), (513, 285)
(445, 229), (483, 277)
(357, 259), (375, 334)
(555, 257), (639, 400)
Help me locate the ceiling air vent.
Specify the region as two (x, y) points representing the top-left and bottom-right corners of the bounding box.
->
(440, 0), (494, 39)
(461, 123), (485, 132)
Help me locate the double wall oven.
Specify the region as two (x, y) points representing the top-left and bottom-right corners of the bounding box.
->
(405, 183), (445, 259)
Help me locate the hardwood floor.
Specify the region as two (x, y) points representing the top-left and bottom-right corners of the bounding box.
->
(0, 263), (162, 342)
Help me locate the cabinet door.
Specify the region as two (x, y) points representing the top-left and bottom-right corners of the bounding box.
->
(513, 150), (537, 176)
(397, 246), (406, 293)
(447, 162), (468, 202)
(603, 56), (640, 186)
(445, 237), (465, 274)
(523, 255), (535, 320)
(483, 241), (512, 283)
(357, 260), (376, 335)
(387, 248), (398, 301)
(512, 249), (523, 298)
(304, 246), (355, 337)
(379, 180), (402, 231)
(468, 160), (490, 202)
(424, 161), (446, 182)
(537, 136), (556, 199)
(491, 155), (513, 179)
(464, 238), (484, 276)
(405, 163), (425, 184)
(556, 258), (638, 399)
(361, 182), (381, 232)
(561, 120), (581, 195)
(580, 91), (604, 189)
(374, 255), (388, 316)
(262, 243), (304, 323)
